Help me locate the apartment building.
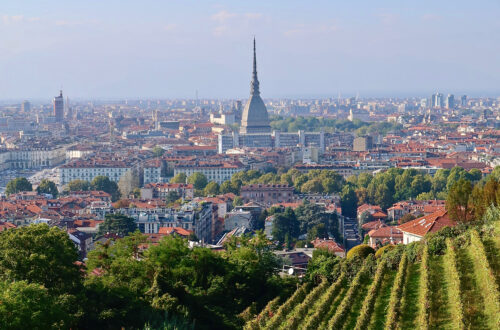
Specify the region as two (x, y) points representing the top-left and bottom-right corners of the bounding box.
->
(59, 159), (131, 185)
(173, 161), (245, 184)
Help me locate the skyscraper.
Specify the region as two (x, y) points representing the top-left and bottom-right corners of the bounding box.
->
(461, 95), (467, 107)
(240, 38), (271, 134)
(21, 100), (31, 113)
(54, 90), (64, 122)
(445, 94), (454, 109)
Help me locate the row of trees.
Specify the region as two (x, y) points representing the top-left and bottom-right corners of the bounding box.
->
(171, 168), (346, 198)
(5, 177), (58, 197)
(0, 224), (295, 329)
(5, 175), (122, 201)
(170, 166), (485, 220)
(269, 115), (402, 136)
(341, 166), (483, 217)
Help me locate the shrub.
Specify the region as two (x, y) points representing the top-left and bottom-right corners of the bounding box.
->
(375, 245), (394, 258)
(327, 257), (372, 329)
(354, 260), (387, 330)
(346, 244), (375, 260)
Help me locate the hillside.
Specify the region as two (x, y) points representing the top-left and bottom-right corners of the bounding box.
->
(244, 220), (500, 330)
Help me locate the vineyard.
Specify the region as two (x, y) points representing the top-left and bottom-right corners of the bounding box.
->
(244, 221), (500, 330)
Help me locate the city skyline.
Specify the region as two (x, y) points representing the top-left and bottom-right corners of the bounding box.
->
(1, 1), (500, 99)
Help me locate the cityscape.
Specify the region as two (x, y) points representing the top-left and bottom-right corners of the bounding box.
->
(0, 1), (499, 329)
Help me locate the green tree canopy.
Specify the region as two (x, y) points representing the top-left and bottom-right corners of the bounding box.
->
(98, 213), (137, 237)
(0, 280), (76, 329)
(66, 179), (91, 192)
(36, 179), (58, 197)
(187, 172), (208, 190)
(91, 176), (120, 201)
(5, 177), (32, 196)
(0, 224), (81, 294)
(203, 181), (220, 196)
(446, 177), (473, 223)
(271, 207), (300, 246)
(170, 172), (187, 184)
(152, 146), (165, 157)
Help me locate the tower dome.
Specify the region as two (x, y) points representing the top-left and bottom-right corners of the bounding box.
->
(240, 38), (271, 134)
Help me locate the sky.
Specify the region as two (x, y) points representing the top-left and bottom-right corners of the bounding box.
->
(0, 0), (499, 100)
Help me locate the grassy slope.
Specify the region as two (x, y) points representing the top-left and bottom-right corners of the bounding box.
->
(456, 247), (488, 329)
(368, 270), (397, 330)
(319, 286), (348, 328)
(428, 255), (454, 329)
(399, 263), (421, 329)
(342, 277), (373, 330)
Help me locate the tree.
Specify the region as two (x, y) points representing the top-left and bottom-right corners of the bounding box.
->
(0, 224), (81, 294)
(66, 179), (91, 192)
(36, 179), (58, 197)
(468, 168), (482, 182)
(271, 207), (300, 246)
(307, 223), (328, 241)
(97, 213), (137, 237)
(118, 168), (141, 199)
(152, 146), (165, 157)
(166, 191), (180, 203)
(5, 177), (32, 196)
(91, 176), (120, 201)
(432, 169), (450, 193)
(399, 213), (416, 224)
(0, 280), (76, 329)
(233, 196), (243, 206)
(220, 180), (239, 194)
(301, 178), (324, 193)
(346, 244), (375, 259)
(171, 172), (187, 184)
(340, 184), (358, 218)
(187, 172), (208, 190)
(203, 181), (220, 196)
(446, 178), (473, 223)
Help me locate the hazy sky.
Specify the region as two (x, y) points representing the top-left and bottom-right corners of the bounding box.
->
(1, 1), (499, 100)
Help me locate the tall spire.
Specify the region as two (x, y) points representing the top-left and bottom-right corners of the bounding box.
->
(250, 37), (260, 96)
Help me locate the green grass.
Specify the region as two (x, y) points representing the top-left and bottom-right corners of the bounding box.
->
(455, 247), (488, 329)
(320, 286), (348, 328)
(399, 263), (421, 329)
(343, 277), (373, 330)
(482, 236), (500, 289)
(428, 255), (455, 329)
(368, 270), (397, 330)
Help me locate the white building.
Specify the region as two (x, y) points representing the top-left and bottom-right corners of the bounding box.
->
(174, 161), (245, 184)
(59, 159), (130, 185)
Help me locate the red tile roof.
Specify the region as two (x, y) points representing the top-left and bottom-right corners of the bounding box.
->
(397, 209), (455, 237)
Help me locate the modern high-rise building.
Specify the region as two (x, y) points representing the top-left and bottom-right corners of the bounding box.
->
(461, 95), (467, 107)
(21, 100), (31, 113)
(53, 90), (64, 122)
(431, 92), (444, 108)
(445, 94), (454, 109)
(240, 38), (271, 134)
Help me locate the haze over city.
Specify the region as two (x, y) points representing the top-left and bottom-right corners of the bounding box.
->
(1, 2), (500, 329)
(1, 0), (500, 100)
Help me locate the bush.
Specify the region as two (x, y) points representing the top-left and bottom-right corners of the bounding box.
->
(346, 244), (375, 260)
(375, 245), (395, 258)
